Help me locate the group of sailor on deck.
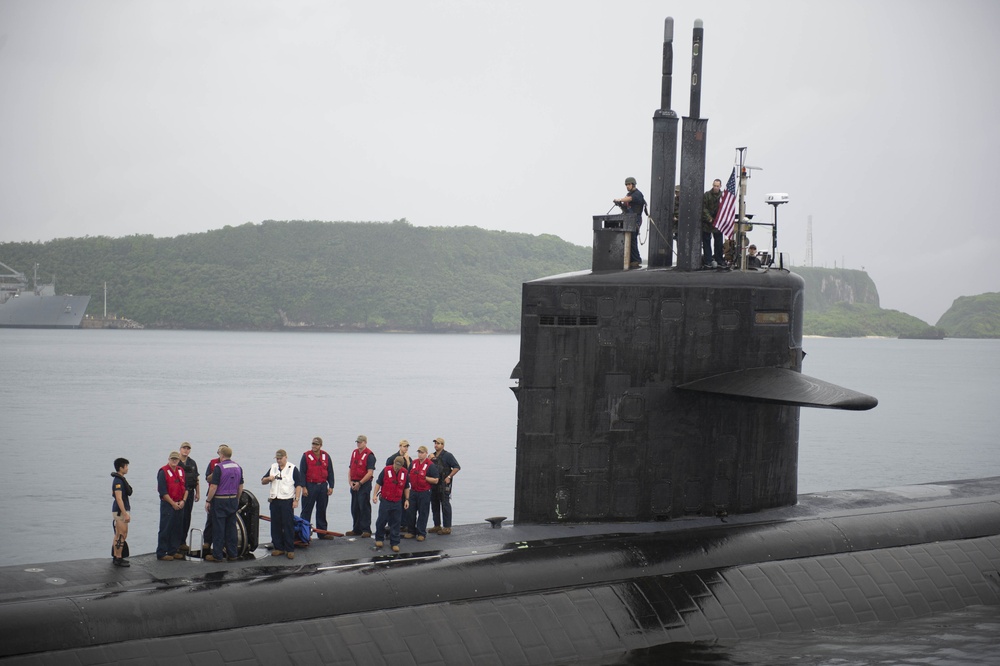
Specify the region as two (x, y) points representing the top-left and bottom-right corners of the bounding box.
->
(110, 436), (460, 566)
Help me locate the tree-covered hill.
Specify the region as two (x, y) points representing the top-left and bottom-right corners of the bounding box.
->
(804, 303), (934, 338)
(936, 293), (1000, 338)
(1, 220), (590, 332)
(792, 265), (936, 337)
(5, 223), (983, 337)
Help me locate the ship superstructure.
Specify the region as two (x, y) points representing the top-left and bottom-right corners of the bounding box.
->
(0, 261), (90, 328)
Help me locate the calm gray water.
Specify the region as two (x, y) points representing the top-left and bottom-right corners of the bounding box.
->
(1, 331), (998, 566)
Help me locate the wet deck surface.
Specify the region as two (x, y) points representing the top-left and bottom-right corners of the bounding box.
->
(3, 477), (998, 604)
(1, 478), (999, 664)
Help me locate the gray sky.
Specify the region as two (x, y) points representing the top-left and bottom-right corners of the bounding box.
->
(1, 1), (998, 324)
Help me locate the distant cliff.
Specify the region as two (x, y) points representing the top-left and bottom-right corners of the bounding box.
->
(794, 266), (931, 337)
(936, 293), (1000, 338)
(793, 267), (880, 311)
(794, 270), (1000, 338)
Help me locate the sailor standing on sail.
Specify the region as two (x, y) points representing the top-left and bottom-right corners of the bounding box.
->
(613, 177), (646, 269)
(701, 178), (726, 267)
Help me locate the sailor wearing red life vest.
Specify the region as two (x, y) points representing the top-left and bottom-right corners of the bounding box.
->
(372, 456), (410, 552)
(156, 451), (188, 561)
(347, 435), (377, 538)
(403, 446), (439, 540)
(200, 447), (222, 553)
(300, 437), (335, 539)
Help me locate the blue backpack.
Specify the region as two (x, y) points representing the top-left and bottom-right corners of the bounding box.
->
(293, 516), (312, 546)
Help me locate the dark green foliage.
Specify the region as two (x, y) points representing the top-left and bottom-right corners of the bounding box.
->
(6, 227), (988, 337)
(804, 303), (933, 338)
(793, 265), (937, 337)
(0, 220), (590, 332)
(936, 293), (1000, 338)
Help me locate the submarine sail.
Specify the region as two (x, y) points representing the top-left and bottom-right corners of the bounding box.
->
(511, 20), (875, 524)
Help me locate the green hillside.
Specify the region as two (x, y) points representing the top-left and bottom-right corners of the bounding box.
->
(936, 293), (1000, 338)
(4, 223), (979, 337)
(790, 265), (929, 337)
(1, 220), (590, 332)
(804, 303), (934, 338)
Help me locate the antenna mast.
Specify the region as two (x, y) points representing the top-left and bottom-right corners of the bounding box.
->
(805, 215), (814, 267)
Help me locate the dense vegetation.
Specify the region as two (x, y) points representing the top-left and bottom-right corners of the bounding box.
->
(1, 220), (590, 332)
(790, 265), (934, 337)
(804, 303), (935, 338)
(935, 293), (1000, 338)
(4, 222), (991, 337)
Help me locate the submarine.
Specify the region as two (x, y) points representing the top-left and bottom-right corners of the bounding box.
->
(1, 19), (998, 665)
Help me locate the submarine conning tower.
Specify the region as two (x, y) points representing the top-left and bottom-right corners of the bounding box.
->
(511, 19), (875, 524)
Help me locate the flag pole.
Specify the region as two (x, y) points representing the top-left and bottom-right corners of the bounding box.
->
(735, 147), (748, 270)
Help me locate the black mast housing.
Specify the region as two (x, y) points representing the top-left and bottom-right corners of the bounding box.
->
(512, 20), (874, 524)
(647, 18), (679, 268)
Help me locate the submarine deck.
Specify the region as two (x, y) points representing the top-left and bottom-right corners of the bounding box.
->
(4, 477), (998, 596)
(2, 477), (998, 663)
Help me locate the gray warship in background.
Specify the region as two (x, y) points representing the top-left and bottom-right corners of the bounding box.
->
(1, 19), (997, 665)
(0, 260), (90, 328)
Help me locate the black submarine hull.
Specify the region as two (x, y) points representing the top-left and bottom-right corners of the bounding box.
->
(2, 478), (998, 663)
(5, 17), (995, 665)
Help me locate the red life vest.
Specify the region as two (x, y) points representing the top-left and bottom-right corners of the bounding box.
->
(379, 466), (408, 502)
(205, 458), (220, 491)
(409, 458), (434, 492)
(350, 447), (373, 482)
(304, 450), (330, 484)
(161, 464), (186, 502)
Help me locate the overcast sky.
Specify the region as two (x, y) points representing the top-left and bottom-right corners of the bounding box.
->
(1, 0), (998, 324)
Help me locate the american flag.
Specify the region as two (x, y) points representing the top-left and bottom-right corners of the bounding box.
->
(713, 168), (738, 238)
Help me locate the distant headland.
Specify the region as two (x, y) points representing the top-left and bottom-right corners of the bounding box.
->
(2, 221), (996, 338)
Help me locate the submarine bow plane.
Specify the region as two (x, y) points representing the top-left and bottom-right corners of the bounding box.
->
(2, 19), (998, 665)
